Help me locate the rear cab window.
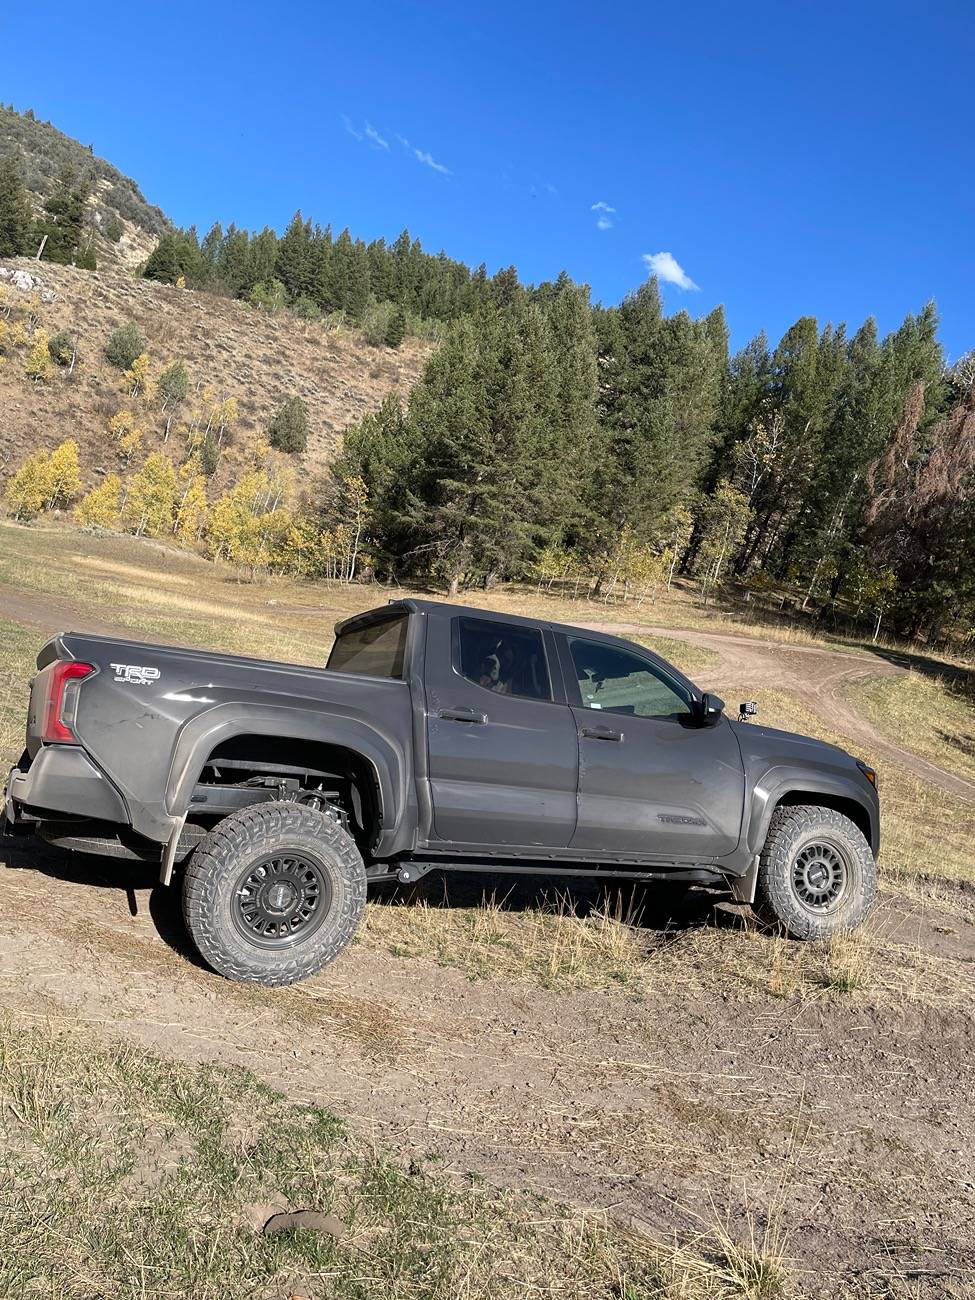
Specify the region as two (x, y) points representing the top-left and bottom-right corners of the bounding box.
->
(327, 612), (408, 679)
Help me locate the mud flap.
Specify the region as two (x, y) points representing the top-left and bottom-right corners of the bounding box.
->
(159, 814), (187, 886)
(729, 854), (760, 905)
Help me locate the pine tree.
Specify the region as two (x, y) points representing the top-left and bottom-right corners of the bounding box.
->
(385, 305), (407, 348)
(275, 212), (312, 300)
(267, 396), (310, 453)
(105, 322), (147, 370)
(34, 172), (87, 264)
(543, 275), (601, 554)
(597, 279), (723, 547)
(143, 234), (184, 284)
(0, 156), (33, 256)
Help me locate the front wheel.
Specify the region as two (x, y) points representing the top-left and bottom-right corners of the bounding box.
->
(753, 804), (876, 940)
(182, 800), (367, 986)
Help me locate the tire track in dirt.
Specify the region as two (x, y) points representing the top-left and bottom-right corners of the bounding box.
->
(592, 621), (975, 805)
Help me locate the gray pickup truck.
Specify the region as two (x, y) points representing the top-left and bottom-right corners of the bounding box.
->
(4, 599), (878, 985)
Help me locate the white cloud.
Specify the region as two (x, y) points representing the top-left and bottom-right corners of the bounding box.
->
(415, 147), (449, 174)
(396, 134), (451, 175)
(591, 199), (616, 230)
(642, 251), (699, 291)
(364, 122), (389, 150)
(341, 114), (363, 142)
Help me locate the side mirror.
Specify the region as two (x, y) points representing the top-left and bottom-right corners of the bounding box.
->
(699, 692), (725, 725)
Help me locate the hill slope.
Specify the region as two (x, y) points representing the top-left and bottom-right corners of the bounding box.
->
(0, 257), (431, 491)
(0, 104), (170, 270)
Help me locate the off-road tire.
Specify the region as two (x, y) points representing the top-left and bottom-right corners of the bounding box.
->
(754, 804), (876, 940)
(182, 800), (367, 986)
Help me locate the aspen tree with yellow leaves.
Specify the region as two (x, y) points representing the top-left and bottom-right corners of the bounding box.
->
(74, 474), (123, 529)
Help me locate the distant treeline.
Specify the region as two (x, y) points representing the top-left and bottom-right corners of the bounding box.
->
(122, 216), (975, 646)
(142, 217), (514, 337)
(334, 277), (974, 646)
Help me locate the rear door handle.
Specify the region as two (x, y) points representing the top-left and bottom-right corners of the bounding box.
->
(580, 724), (623, 742)
(438, 707), (488, 724)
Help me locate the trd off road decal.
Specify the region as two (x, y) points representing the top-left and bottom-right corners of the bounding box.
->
(110, 663), (161, 686)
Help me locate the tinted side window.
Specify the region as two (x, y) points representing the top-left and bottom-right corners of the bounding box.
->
(568, 637), (692, 719)
(327, 614), (408, 678)
(456, 618), (552, 701)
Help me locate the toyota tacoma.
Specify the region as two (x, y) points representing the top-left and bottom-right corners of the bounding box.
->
(3, 600), (879, 985)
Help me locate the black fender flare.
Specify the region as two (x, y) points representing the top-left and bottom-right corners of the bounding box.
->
(745, 765), (879, 858)
(164, 702), (415, 857)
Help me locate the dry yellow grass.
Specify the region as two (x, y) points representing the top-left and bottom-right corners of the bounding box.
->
(847, 669), (975, 786)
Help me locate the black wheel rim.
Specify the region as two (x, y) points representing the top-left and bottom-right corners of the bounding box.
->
(791, 841), (849, 913)
(232, 853), (332, 950)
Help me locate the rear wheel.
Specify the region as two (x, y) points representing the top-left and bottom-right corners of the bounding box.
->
(182, 800), (367, 986)
(754, 804), (876, 940)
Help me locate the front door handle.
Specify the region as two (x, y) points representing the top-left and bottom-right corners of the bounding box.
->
(438, 707), (488, 724)
(580, 724), (623, 742)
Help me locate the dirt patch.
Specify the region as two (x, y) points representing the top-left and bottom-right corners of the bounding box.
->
(1, 834), (974, 1295)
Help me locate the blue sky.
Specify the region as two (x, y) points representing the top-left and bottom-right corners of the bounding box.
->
(2, 1), (972, 355)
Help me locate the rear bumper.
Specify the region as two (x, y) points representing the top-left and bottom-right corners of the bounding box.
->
(5, 746), (129, 826)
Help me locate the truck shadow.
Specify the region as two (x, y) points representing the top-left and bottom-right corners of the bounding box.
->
(368, 871), (744, 935)
(4, 833), (742, 969)
(1, 833), (208, 969)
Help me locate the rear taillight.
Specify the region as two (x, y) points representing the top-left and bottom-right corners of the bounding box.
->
(42, 661), (94, 743)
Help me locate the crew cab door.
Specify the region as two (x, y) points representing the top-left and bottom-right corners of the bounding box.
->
(424, 616), (578, 847)
(557, 634), (744, 860)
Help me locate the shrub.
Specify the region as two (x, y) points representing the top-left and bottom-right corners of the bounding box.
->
(267, 396), (310, 454)
(158, 360), (189, 407)
(361, 300), (395, 347)
(248, 280), (286, 312)
(47, 330), (76, 367)
(104, 212), (123, 243)
(26, 329), (54, 383)
(291, 295), (320, 321)
(105, 322), (147, 370)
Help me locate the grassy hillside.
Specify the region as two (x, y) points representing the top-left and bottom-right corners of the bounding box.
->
(0, 256), (431, 493)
